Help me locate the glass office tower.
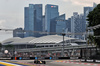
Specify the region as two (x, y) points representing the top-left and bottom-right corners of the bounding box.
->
(45, 4), (59, 33)
(56, 14), (66, 33)
(24, 4), (42, 37)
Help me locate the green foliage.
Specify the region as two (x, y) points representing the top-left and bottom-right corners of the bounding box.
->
(0, 43), (2, 52)
(87, 4), (100, 48)
(0, 43), (2, 48)
(33, 45), (36, 48)
(5, 44), (14, 50)
(87, 4), (100, 27)
(87, 34), (96, 46)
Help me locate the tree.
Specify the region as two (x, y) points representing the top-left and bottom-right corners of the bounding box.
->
(87, 4), (100, 48)
(87, 35), (94, 45)
(0, 43), (2, 47)
(87, 34), (95, 46)
(5, 44), (14, 56)
(0, 43), (2, 52)
(5, 44), (14, 53)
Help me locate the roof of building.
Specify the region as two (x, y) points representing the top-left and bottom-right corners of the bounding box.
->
(29, 35), (75, 44)
(2, 37), (21, 45)
(2, 35), (84, 45)
(2, 37), (36, 45)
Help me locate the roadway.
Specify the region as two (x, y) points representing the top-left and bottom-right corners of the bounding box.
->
(43, 60), (100, 66)
(0, 60), (100, 66)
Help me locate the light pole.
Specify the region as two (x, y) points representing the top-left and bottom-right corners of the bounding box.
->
(85, 24), (88, 59)
(62, 29), (66, 57)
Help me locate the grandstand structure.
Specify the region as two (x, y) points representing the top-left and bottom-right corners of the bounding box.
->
(2, 35), (86, 49)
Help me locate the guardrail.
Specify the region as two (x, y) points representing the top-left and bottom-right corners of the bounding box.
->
(80, 59), (100, 63)
(16, 45), (96, 52)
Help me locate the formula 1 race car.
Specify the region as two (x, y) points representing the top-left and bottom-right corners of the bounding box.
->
(34, 60), (46, 64)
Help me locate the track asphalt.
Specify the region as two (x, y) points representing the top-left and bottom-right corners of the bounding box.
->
(0, 61), (35, 66)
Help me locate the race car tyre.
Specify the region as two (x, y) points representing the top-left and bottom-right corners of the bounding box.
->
(34, 61), (38, 64)
(34, 61), (36, 63)
(42, 61), (46, 64)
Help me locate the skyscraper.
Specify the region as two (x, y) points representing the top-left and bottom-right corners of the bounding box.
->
(48, 14), (66, 34)
(79, 14), (85, 40)
(71, 12), (81, 38)
(84, 3), (97, 26)
(45, 4), (59, 33)
(70, 12), (85, 39)
(93, 2), (97, 9)
(79, 14), (85, 32)
(13, 28), (24, 38)
(71, 12), (79, 34)
(84, 7), (93, 26)
(56, 14), (66, 33)
(24, 4), (42, 37)
(66, 18), (71, 32)
(42, 15), (45, 32)
(83, 3), (97, 40)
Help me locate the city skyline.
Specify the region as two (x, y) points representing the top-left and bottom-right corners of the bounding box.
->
(0, 0), (100, 41)
(6, 3), (96, 39)
(0, 0), (99, 29)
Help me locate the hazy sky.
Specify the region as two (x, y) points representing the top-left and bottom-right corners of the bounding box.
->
(0, 0), (100, 42)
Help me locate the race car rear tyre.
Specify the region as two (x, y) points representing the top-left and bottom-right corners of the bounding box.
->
(34, 61), (36, 63)
(42, 61), (46, 64)
(34, 61), (39, 64)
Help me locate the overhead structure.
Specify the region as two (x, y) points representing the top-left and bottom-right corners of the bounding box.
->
(87, 24), (100, 30)
(2, 35), (85, 45)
